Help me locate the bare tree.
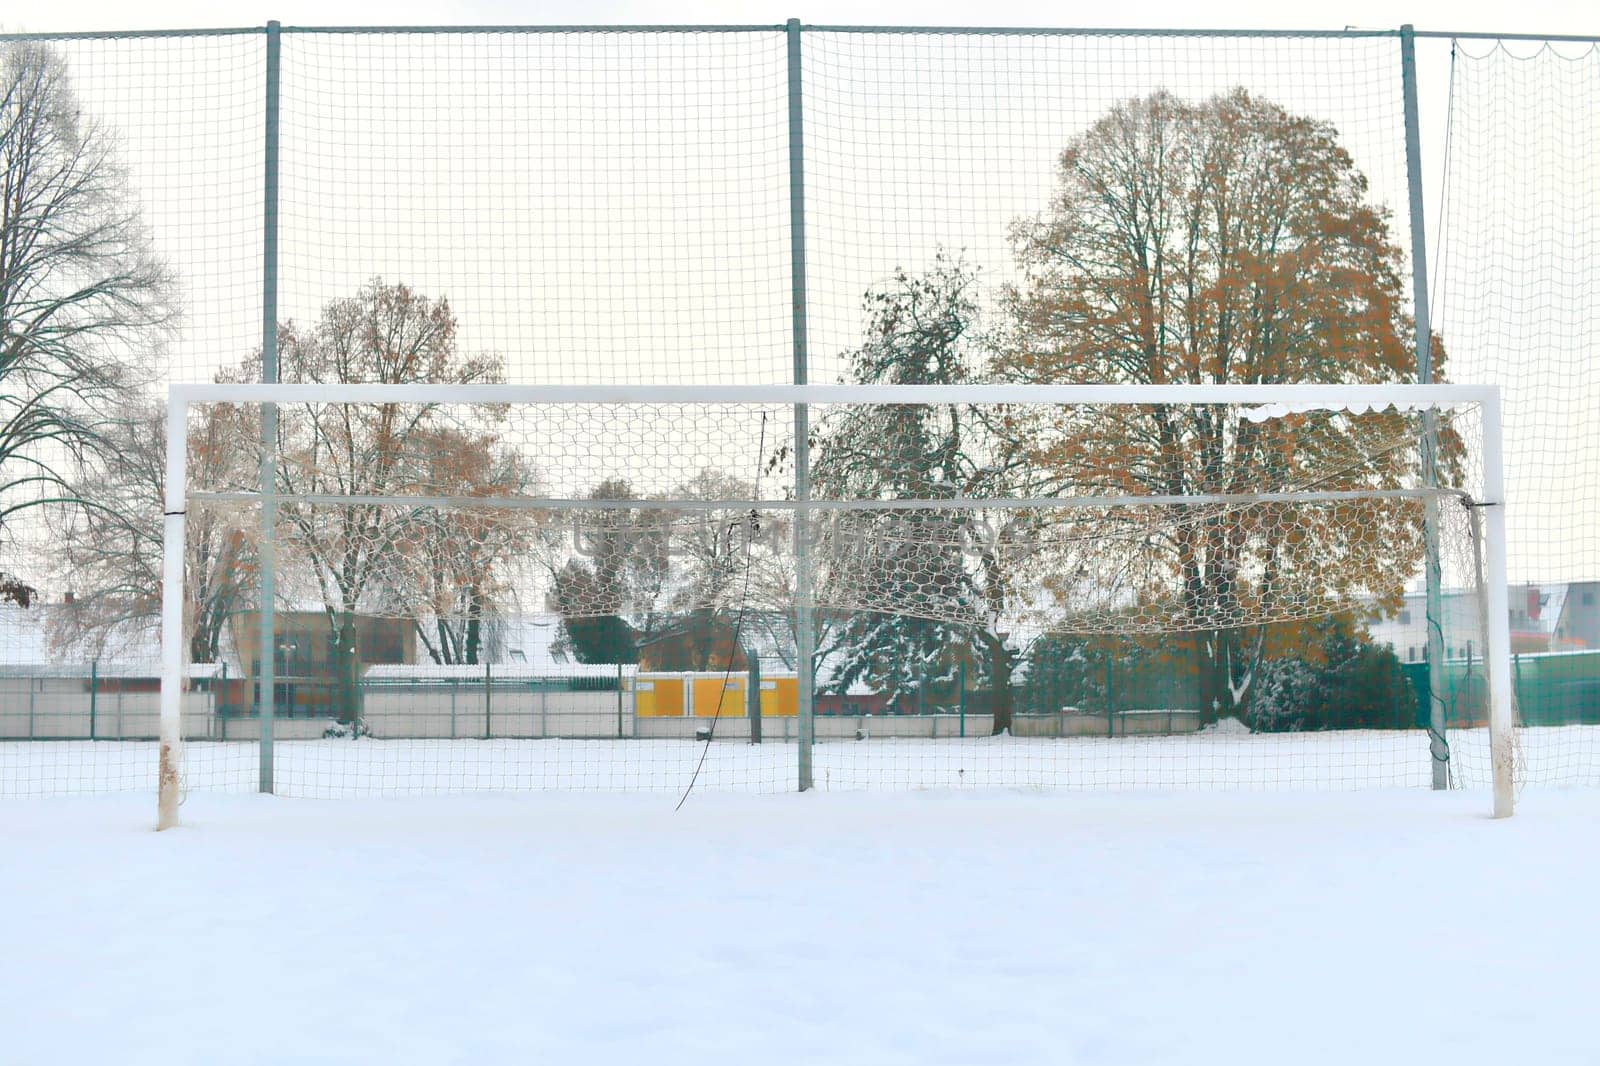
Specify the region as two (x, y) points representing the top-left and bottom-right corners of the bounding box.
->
(545, 478), (670, 665)
(377, 425), (542, 666)
(657, 468), (784, 671)
(49, 399), (254, 663)
(222, 278), (502, 723)
(0, 43), (173, 587)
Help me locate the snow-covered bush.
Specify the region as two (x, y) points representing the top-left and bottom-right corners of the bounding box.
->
(323, 720), (372, 739)
(1246, 624), (1419, 732)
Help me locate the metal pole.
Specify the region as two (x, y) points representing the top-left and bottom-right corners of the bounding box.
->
(258, 20), (281, 795)
(484, 660), (493, 740)
(88, 659), (97, 741)
(1106, 653), (1114, 738)
(748, 654), (763, 744)
(958, 659), (966, 738)
(1400, 24), (1449, 791)
(786, 17), (815, 792)
(1480, 391), (1515, 817)
(158, 392), (190, 830)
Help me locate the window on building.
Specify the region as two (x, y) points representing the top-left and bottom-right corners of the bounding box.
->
(1584, 592), (1595, 606)
(1399, 610), (1412, 625)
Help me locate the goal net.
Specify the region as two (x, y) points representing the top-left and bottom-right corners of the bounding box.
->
(157, 383), (1515, 825)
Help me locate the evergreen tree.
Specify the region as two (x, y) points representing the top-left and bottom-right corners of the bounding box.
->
(811, 252), (1025, 730)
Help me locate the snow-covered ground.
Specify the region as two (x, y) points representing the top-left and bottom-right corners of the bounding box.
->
(3, 788), (1597, 1065)
(7, 725), (1599, 800)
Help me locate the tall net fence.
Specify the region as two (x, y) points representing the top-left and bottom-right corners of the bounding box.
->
(0, 24), (1592, 800)
(276, 30), (792, 388)
(0, 32), (262, 796)
(1436, 40), (1600, 785)
(802, 31), (1413, 387)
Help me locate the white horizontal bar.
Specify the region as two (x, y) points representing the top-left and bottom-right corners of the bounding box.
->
(173, 382), (1497, 407)
(189, 486), (1467, 511)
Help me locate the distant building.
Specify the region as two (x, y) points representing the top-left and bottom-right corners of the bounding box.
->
(1548, 581), (1600, 650)
(1369, 581), (1600, 662)
(228, 610), (414, 677)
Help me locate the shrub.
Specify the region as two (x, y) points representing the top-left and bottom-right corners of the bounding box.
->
(1246, 623), (1419, 732)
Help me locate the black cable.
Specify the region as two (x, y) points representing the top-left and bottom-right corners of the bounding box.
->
(676, 412), (768, 811)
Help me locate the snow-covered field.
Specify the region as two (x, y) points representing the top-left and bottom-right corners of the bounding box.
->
(12, 724), (1600, 799)
(4, 787), (1598, 1065)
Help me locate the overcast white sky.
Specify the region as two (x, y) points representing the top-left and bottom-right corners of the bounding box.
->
(5, 0), (1597, 587)
(10, 0), (1597, 34)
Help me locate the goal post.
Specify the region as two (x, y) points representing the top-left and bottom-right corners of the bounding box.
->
(158, 396), (188, 831)
(1479, 387), (1515, 818)
(157, 381), (1515, 826)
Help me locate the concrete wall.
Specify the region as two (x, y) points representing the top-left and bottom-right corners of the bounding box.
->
(360, 688), (630, 739)
(1017, 709), (1204, 737)
(0, 678), (216, 740)
(629, 711), (1201, 741)
(0, 676), (1204, 742)
(215, 717), (329, 741)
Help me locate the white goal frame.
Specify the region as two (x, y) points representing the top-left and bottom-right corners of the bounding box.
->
(158, 381), (1515, 826)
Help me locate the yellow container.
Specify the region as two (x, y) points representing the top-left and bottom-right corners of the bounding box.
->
(635, 674), (687, 718)
(755, 675), (799, 717)
(691, 675), (745, 718)
(636, 671), (799, 718)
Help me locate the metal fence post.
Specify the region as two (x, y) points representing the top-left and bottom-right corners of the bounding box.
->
(748, 654), (763, 744)
(786, 17), (815, 792)
(88, 660), (98, 741)
(258, 19), (282, 794)
(1106, 654), (1115, 738)
(1400, 24), (1450, 791)
(958, 659), (966, 738)
(484, 660), (493, 740)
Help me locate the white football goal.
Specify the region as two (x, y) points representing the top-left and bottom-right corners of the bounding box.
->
(158, 382), (1515, 827)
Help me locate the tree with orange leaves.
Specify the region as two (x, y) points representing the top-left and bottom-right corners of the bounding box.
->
(1000, 88), (1455, 721)
(377, 425), (541, 666)
(223, 278), (506, 722)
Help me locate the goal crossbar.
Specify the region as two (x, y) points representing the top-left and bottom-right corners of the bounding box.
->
(185, 486), (1471, 512)
(157, 381), (1516, 826)
(169, 381), (1500, 407)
